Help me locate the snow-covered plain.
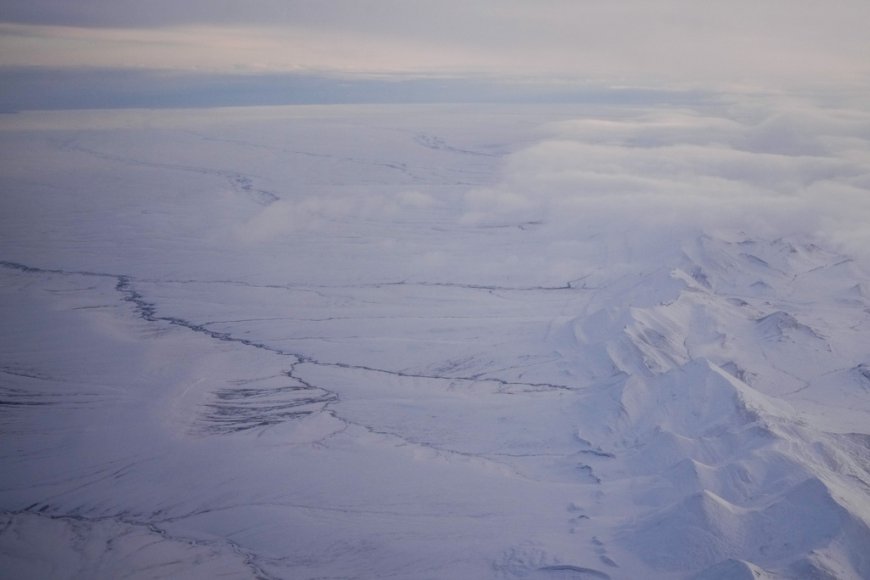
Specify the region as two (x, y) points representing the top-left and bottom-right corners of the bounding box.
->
(1, 102), (869, 579)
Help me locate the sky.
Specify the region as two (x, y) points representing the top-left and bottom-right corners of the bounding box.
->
(1, 1), (870, 108)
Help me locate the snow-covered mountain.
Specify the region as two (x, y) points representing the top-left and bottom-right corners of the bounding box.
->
(1, 103), (869, 579)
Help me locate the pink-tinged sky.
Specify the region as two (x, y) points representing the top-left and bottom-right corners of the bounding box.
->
(1, 0), (869, 90)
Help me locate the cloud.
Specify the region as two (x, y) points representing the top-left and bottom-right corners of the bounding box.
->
(460, 97), (870, 263)
(395, 191), (435, 209)
(233, 190), (437, 244)
(2, 2), (870, 88)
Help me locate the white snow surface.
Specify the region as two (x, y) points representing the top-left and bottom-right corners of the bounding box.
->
(1, 103), (869, 579)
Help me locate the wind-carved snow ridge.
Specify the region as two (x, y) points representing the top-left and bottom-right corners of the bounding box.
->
(558, 234), (870, 579)
(199, 378), (338, 435)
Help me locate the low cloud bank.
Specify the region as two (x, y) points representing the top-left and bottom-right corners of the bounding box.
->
(234, 190), (436, 244)
(231, 97), (870, 285)
(462, 98), (870, 263)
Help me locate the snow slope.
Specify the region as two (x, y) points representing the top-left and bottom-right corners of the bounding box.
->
(1, 103), (869, 579)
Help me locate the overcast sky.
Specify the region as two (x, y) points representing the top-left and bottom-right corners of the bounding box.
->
(2, 1), (869, 84)
(1, 1), (869, 108)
